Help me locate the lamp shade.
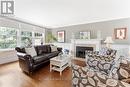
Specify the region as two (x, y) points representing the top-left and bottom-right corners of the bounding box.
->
(104, 36), (114, 44)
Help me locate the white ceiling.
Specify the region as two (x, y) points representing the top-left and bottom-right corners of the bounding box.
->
(14, 0), (130, 28)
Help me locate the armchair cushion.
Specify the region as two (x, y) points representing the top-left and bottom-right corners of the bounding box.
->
(72, 64), (97, 87)
(86, 57), (115, 75)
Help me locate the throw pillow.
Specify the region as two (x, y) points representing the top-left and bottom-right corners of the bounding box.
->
(25, 47), (37, 57)
(51, 45), (57, 52)
(98, 47), (108, 56)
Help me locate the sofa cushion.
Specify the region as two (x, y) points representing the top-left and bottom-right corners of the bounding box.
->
(46, 45), (51, 53)
(33, 51), (60, 64)
(45, 51), (60, 58)
(33, 55), (49, 64)
(35, 45), (49, 55)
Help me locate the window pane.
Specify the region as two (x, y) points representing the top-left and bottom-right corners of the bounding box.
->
(21, 31), (32, 37)
(0, 27), (17, 49)
(34, 32), (43, 45)
(21, 31), (32, 47)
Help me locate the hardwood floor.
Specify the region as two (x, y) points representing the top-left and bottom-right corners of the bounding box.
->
(0, 59), (86, 87)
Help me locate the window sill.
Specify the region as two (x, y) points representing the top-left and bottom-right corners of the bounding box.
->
(0, 48), (15, 52)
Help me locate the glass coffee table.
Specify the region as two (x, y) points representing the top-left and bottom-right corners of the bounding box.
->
(50, 54), (71, 76)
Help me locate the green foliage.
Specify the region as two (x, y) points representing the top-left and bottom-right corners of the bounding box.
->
(46, 32), (57, 43)
(21, 37), (32, 47)
(0, 27), (17, 49)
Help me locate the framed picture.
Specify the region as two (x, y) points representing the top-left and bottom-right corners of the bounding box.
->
(57, 30), (65, 42)
(114, 28), (127, 40)
(80, 31), (90, 39)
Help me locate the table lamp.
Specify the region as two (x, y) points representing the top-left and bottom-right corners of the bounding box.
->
(104, 36), (114, 48)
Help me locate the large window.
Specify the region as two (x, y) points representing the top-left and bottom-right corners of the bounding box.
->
(0, 27), (17, 49)
(21, 31), (32, 47)
(0, 26), (45, 49)
(34, 32), (43, 45)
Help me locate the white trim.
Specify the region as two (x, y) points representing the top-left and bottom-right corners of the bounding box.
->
(32, 32), (35, 46)
(0, 48), (15, 52)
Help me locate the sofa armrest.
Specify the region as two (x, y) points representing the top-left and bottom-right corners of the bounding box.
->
(17, 52), (32, 60)
(57, 47), (62, 52)
(17, 52), (28, 57)
(16, 52), (34, 73)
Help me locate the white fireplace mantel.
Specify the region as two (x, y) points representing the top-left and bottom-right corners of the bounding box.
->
(71, 39), (102, 51)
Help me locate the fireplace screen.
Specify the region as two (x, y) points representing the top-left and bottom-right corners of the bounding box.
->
(76, 46), (93, 58)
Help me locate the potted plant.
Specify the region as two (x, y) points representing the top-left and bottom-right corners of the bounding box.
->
(46, 32), (57, 43)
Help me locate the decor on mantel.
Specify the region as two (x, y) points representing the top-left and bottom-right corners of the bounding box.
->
(104, 36), (114, 48)
(79, 31), (90, 39)
(57, 30), (65, 43)
(114, 28), (127, 40)
(71, 33), (75, 39)
(97, 30), (102, 39)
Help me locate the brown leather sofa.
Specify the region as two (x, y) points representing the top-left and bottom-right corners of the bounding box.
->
(15, 45), (62, 74)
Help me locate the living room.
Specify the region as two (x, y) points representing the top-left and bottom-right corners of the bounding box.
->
(0, 0), (130, 87)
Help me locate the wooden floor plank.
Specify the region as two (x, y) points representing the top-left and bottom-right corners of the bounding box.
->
(0, 59), (85, 87)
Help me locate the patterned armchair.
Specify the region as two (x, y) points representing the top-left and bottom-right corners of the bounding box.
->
(85, 47), (130, 81)
(85, 48), (117, 76)
(72, 64), (130, 87)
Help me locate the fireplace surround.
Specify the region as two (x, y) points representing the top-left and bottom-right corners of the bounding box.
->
(71, 39), (102, 58)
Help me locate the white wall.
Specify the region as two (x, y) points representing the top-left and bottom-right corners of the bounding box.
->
(0, 50), (18, 64)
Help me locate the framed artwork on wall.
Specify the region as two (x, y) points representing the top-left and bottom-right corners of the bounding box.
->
(80, 31), (90, 39)
(57, 30), (65, 42)
(114, 28), (127, 40)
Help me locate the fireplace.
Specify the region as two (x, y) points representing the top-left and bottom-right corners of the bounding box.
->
(76, 46), (93, 58)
